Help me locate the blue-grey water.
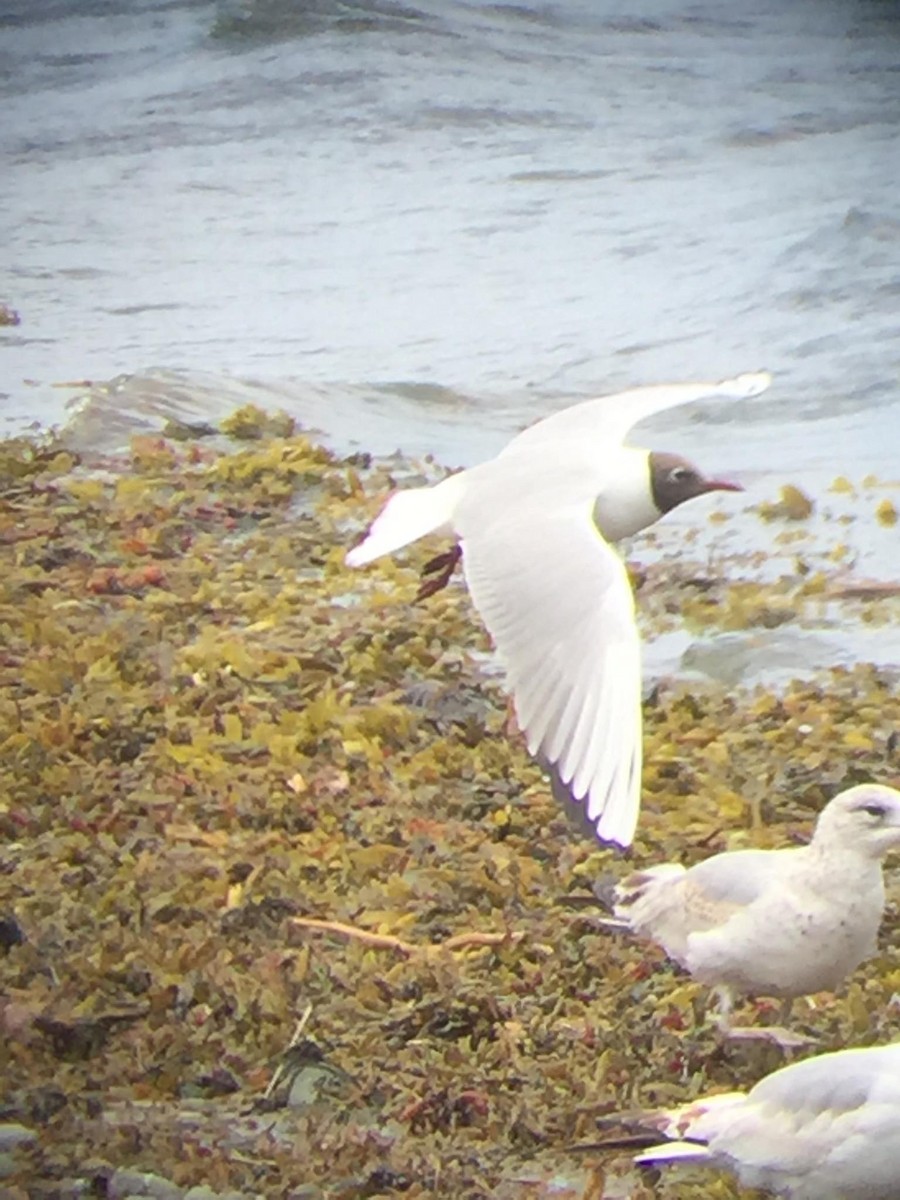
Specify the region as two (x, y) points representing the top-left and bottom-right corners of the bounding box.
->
(2, 0), (899, 482)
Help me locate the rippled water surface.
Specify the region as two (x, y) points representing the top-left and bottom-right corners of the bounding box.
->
(2, 0), (899, 472)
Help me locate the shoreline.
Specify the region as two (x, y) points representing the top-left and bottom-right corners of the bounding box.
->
(1, 411), (898, 1197)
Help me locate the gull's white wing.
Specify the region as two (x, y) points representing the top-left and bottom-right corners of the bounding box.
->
(455, 481), (642, 847)
(616, 850), (806, 978)
(640, 1044), (900, 1195)
(682, 849), (810, 987)
(748, 1042), (900, 1119)
(717, 1044), (900, 1194)
(499, 372), (772, 458)
(685, 848), (787, 909)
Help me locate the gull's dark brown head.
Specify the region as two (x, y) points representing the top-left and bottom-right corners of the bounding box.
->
(648, 451), (743, 516)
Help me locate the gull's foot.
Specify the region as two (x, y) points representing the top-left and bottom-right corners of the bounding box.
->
(721, 1024), (818, 1051)
(416, 545), (462, 601)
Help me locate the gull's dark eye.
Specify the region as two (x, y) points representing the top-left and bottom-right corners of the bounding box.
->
(862, 804), (887, 819)
(669, 466), (692, 484)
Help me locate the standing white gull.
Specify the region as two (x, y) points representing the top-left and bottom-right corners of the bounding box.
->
(346, 372), (771, 847)
(629, 1041), (900, 1199)
(606, 783), (900, 1039)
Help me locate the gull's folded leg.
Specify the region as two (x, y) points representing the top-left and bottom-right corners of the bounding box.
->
(416, 545), (462, 601)
(715, 994), (817, 1051)
(710, 984), (736, 1035)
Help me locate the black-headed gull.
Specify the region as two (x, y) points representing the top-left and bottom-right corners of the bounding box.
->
(347, 372), (772, 846)
(607, 783), (900, 1039)
(630, 1041), (900, 1199)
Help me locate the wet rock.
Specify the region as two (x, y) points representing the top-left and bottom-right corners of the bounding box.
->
(54, 1181), (95, 1200)
(107, 1170), (182, 1200)
(0, 916), (25, 953)
(0, 1126), (35, 1153)
(0, 1126), (36, 1182)
(681, 625), (900, 689)
(286, 1062), (347, 1111)
(183, 1189), (244, 1200)
(162, 418), (217, 441)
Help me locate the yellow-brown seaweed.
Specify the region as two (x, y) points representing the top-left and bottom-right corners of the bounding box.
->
(1, 421), (898, 1198)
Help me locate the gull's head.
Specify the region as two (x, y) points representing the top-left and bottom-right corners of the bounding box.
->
(648, 451), (743, 517)
(816, 783), (900, 857)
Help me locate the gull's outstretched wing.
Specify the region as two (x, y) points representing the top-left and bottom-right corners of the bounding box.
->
(499, 372), (772, 459)
(456, 479), (642, 847)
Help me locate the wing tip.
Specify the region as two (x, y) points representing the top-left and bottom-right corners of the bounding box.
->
(345, 542), (373, 568)
(545, 761), (637, 849)
(634, 1141), (711, 1167)
(719, 370), (772, 398)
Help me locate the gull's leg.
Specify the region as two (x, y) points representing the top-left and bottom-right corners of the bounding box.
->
(710, 985), (736, 1035)
(416, 544), (462, 601)
(717, 994), (817, 1051)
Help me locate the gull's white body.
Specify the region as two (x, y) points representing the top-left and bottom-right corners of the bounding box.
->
(636, 1042), (900, 1199)
(346, 372), (771, 846)
(612, 784), (900, 1004)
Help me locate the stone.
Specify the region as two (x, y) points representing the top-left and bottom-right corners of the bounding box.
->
(0, 1128), (36, 1154)
(107, 1169), (183, 1200)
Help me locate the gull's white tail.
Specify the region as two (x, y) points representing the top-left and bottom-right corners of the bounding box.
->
(635, 1142), (712, 1166)
(346, 472), (466, 566)
(613, 864), (686, 927)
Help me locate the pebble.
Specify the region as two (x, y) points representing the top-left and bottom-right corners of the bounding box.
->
(0, 1127), (36, 1154)
(105, 1175), (262, 1200)
(0, 1127), (37, 1182)
(184, 1190), (253, 1200)
(55, 1182), (94, 1200)
(56, 1181), (257, 1200)
(108, 1171), (183, 1200)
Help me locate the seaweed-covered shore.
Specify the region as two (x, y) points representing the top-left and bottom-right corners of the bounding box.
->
(1, 413), (899, 1199)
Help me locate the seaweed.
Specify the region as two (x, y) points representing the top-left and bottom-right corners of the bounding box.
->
(0, 419), (898, 1197)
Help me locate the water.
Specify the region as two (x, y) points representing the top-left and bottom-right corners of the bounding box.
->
(2, 0), (899, 476)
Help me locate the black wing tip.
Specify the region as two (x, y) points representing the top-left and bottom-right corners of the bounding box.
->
(540, 757), (634, 855)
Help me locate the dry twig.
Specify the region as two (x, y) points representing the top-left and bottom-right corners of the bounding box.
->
(289, 916), (525, 958)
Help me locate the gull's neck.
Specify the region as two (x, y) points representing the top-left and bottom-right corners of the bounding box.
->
(806, 830), (886, 877)
(592, 445), (659, 543)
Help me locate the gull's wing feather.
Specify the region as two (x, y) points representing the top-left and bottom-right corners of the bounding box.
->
(346, 471), (467, 566)
(685, 848), (787, 909)
(749, 1042), (900, 1116)
(680, 850), (802, 984)
(499, 372), (772, 458)
(638, 1045), (900, 1194)
(613, 849), (795, 969)
(690, 1044), (900, 1187)
(456, 489), (642, 846)
(614, 851), (782, 944)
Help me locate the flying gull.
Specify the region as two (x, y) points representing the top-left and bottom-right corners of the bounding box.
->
(347, 372), (772, 846)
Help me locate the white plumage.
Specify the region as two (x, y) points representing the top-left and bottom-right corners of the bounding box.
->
(634, 1041), (900, 1199)
(609, 783), (900, 1029)
(347, 372), (771, 846)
